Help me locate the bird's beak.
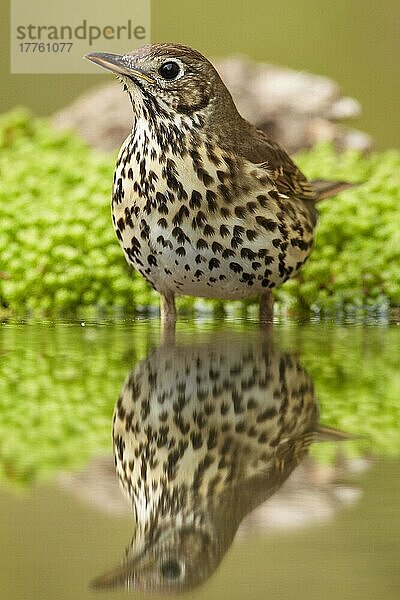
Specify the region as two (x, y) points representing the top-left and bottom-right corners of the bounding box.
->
(90, 554), (157, 590)
(84, 52), (155, 83)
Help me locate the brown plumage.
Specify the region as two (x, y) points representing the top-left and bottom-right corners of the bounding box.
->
(92, 331), (348, 592)
(85, 44), (351, 322)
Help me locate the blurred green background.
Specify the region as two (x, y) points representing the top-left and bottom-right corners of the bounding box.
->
(1, 0), (399, 148)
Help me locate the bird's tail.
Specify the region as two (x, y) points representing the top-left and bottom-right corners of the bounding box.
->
(312, 180), (357, 201)
(315, 424), (360, 442)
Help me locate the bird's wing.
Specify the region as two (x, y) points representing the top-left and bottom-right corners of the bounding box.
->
(237, 129), (317, 202)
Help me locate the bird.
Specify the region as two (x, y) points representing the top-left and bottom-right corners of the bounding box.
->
(91, 331), (350, 592)
(85, 44), (352, 323)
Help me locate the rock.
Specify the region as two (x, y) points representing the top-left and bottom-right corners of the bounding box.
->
(53, 55), (373, 153)
(53, 83), (133, 153)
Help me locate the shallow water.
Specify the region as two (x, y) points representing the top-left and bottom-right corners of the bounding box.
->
(0, 318), (399, 599)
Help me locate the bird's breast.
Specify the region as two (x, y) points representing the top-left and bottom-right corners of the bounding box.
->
(111, 124), (316, 299)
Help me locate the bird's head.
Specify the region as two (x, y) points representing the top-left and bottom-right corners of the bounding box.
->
(91, 521), (224, 593)
(85, 43), (240, 126)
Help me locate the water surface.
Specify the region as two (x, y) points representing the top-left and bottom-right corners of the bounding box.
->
(0, 318), (399, 599)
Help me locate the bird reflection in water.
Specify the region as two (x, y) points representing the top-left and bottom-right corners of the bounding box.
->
(92, 331), (349, 592)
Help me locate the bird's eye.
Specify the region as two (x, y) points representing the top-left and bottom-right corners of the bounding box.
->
(158, 61), (181, 80)
(160, 559), (183, 580)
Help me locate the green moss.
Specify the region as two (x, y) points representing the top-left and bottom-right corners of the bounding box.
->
(0, 108), (399, 315)
(0, 108), (158, 316)
(279, 144), (400, 311)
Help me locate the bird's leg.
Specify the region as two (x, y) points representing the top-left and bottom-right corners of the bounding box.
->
(160, 292), (176, 342)
(160, 292), (177, 323)
(259, 291), (274, 323)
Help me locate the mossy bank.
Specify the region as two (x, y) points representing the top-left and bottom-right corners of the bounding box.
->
(0, 109), (399, 316)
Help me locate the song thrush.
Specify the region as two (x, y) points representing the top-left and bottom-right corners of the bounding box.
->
(92, 332), (348, 592)
(85, 44), (351, 321)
